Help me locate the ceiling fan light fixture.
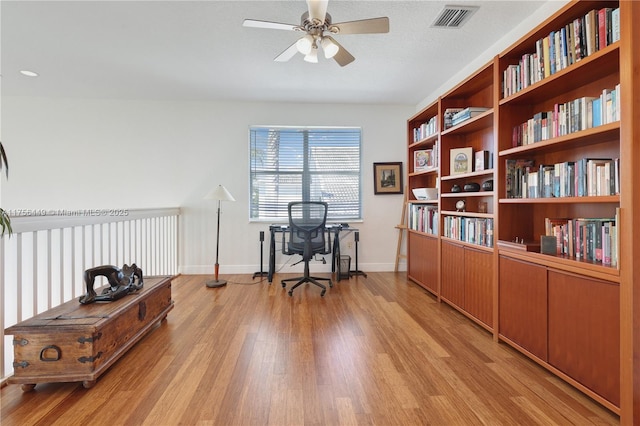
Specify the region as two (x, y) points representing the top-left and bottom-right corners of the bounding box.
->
(296, 34), (314, 55)
(304, 47), (319, 63)
(321, 37), (339, 59)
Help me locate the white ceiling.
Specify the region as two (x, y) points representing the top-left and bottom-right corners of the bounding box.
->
(1, 0), (550, 106)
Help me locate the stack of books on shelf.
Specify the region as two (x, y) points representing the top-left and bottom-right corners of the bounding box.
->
(511, 85), (620, 147)
(443, 216), (494, 247)
(503, 6), (620, 97)
(450, 107), (490, 127)
(543, 212), (619, 267)
(505, 157), (619, 199)
(413, 115), (438, 142)
(408, 204), (438, 235)
(443, 108), (464, 129)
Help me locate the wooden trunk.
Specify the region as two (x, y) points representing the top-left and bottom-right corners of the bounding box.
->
(4, 275), (174, 390)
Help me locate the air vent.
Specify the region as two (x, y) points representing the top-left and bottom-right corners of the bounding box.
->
(432, 5), (478, 28)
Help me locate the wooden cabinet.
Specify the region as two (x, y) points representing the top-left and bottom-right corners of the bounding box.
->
(464, 246), (493, 326)
(499, 253), (619, 411)
(407, 231), (438, 295)
(499, 256), (548, 361)
(442, 240), (493, 328)
(441, 241), (464, 306)
(548, 270), (620, 408)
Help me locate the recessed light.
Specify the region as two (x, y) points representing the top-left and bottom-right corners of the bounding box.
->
(20, 70), (39, 77)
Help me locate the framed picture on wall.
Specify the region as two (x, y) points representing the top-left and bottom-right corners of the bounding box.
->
(373, 162), (403, 194)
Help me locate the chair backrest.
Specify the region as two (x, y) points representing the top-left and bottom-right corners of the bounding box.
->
(287, 201), (328, 259)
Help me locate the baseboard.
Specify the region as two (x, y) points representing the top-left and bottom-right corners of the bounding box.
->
(179, 262), (405, 275)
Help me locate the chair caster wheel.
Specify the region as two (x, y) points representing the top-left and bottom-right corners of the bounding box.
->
(321, 290), (326, 297)
(281, 282), (286, 288)
(288, 290), (293, 297)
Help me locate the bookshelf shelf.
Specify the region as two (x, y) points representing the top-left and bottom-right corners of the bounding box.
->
(441, 110), (494, 135)
(499, 195), (619, 204)
(440, 210), (493, 218)
(440, 168), (494, 181)
(498, 121), (620, 157)
(408, 168), (437, 178)
(441, 236), (494, 252)
(500, 43), (620, 106)
(409, 133), (438, 149)
(442, 192), (493, 198)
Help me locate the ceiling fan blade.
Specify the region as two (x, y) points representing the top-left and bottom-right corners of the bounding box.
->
(243, 19), (299, 31)
(306, 0), (328, 23)
(274, 41), (299, 62)
(331, 17), (390, 35)
(325, 37), (355, 67)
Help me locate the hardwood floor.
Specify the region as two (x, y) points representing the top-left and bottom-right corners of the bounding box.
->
(1, 273), (619, 425)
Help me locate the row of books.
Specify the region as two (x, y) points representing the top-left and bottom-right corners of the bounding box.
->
(443, 216), (494, 248)
(503, 7), (620, 97)
(413, 115), (437, 143)
(505, 158), (619, 199)
(544, 213), (618, 267)
(408, 204), (438, 235)
(511, 85), (620, 147)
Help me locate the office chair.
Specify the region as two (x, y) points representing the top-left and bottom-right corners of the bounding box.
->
(281, 201), (333, 296)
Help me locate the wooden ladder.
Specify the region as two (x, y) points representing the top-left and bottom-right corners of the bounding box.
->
(394, 188), (408, 272)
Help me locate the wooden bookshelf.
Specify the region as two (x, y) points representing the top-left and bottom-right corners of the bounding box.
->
(406, 102), (440, 296)
(406, 1), (640, 422)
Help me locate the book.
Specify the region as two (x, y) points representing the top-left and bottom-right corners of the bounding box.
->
(475, 150), (491, 171)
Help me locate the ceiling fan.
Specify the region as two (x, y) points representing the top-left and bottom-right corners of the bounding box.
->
(243, 0), (389, 67)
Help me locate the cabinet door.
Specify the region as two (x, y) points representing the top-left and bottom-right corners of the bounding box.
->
(441, 241), (464, 307)
(422, 235), (438, 294)
(408, 233), (438, 294)
(464, 247), (493, 326)
(499, 256), (548, 361)
(548, 270), (620, 407)
(408, 232), (426, 284)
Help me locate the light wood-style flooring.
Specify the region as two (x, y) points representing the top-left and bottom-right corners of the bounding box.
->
(1, 272), (619, 425)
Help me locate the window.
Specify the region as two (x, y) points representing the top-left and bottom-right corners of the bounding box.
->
(249, 126), (362, 222)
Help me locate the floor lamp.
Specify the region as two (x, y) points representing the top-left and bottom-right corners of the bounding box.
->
(204, 185), (235, 288)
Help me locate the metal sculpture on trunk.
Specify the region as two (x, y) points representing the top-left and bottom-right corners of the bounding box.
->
(79, 264), (144, 304)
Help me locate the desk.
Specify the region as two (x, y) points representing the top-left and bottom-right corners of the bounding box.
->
(267, 225), (358, 283)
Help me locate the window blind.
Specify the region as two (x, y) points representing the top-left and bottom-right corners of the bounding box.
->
(249, 126), (362, 222)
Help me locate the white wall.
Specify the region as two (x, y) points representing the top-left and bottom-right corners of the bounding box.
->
(1, 96), (413, 274)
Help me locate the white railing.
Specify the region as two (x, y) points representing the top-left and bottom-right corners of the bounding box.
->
(0, 207), (180, 382)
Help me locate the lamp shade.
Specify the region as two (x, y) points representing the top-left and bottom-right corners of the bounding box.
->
(304, 47), (319, 63)
(321, 37), (339, 59)
(296, 34), (314, 55)
(204, 185), (235, 202)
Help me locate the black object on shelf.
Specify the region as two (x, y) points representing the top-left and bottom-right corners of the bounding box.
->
(464, 182), (481, 192)
(253, 231), (268, 279)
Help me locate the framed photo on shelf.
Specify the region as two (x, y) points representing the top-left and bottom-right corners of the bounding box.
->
(450, 147), (473, 175)
(373, 162), (403, 194)
(414, 149), (434, 172)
